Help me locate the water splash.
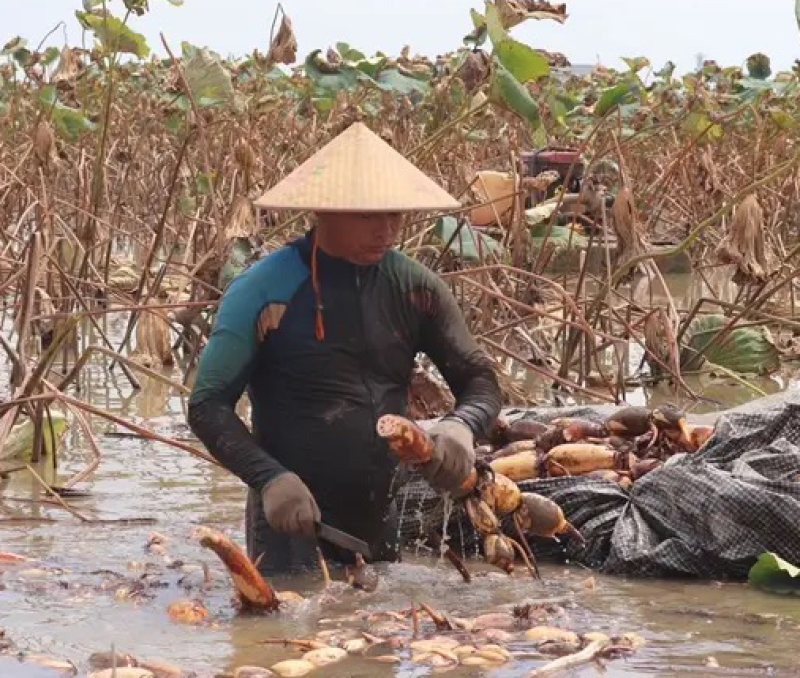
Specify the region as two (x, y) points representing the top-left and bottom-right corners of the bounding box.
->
(395, 482), (411, 548)
(411, 487), (428, 558)
(438, 494), (454, 563)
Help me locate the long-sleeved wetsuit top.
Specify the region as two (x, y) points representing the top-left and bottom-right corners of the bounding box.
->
(187, 230), (502, 557)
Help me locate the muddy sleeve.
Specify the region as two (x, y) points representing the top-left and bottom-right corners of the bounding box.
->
(187, 269), (289, 493)
(417, 273), (502, 439)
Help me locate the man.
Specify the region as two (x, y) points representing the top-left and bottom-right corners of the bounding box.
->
(187, 122), (502, 575)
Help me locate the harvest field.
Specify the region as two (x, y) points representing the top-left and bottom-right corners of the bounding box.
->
(3, 0), (800, 676)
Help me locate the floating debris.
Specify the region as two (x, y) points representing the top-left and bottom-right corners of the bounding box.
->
(89, 669), (155, 678)
(270, 659), (316, 677)
(166, 598), (210, 625)
(15, 654), (78, 676)
(344, 553), (379, 592)
(302, 647), (347, 667)
(88, 651), (139, 670)
(0, 552), (30, 564)
(233, 667), (275, 678)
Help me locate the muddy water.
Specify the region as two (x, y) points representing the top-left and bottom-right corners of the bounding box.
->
(2, 273), (800, 677)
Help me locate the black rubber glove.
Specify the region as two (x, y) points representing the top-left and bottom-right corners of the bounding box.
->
(419, 417), (475, 494)
(260, 472), (321, 537)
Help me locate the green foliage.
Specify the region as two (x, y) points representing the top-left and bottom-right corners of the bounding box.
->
(475, 1), (550, 129)
(525, 200), (559, 225)
(219, 238), (257, 290)
(304, 49), (362, 92)
(54, 105), (98, 139)
(375, 68), (429, 95)
(2, 36), (27, 54)
(495, 40), (550, 83)
(434, 216), (502, 262)
(39, 85), (97, 139)
(528, 207), (588, 251)
(683, 112), (723, 142)
(485, 2), (508, 45)
(195, 171), (214, 195)
(679, 314), (781, 376)
(182, 43), (236, 107)
(164, 112), (184, 134)
(2, 0), (798, 194)
(595, 81), (635, 117)
(464, 8), (489, 47)
(489, 58), (540, 128)
(622, 56), (650, 73)
(749, 553), (800, 595)
(0, 414), (70, 462)
(656, 61), (677, 80)
(123, 0), (150, 17)
(468, 0), (566, 44)
(43, 46), (61, 66)
(301, 46), (433, 98)
(336, 42), (366, 62)
(75, 10), (150, 58)
(746, 53), (772, 80)
(769, 108), (798, 130)
(2, 37), (33, 66)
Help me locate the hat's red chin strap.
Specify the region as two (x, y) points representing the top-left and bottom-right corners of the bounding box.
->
(311, 234), (325, 342)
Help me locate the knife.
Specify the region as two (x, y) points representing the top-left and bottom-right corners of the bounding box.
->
(315, 522), (372, 560)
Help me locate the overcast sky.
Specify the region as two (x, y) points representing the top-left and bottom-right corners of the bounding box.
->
(5, 0), (800, 75)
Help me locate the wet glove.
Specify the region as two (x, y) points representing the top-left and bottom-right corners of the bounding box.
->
(419, 417), (475, 494)
(261, 472), (321, 537)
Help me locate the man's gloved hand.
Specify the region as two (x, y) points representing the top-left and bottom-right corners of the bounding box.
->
(419, 417), (475, 494)
(261, 472), (321, 537)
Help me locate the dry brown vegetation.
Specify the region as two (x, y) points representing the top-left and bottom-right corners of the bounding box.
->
(2, 1), (800, 473)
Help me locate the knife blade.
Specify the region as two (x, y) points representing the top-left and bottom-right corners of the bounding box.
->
(315, 522), (372, 560)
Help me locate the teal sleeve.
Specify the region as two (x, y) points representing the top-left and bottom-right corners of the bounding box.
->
(190, 246), (309, 406)
(190, 273), (259, 407)
(187, 247), (309, 491)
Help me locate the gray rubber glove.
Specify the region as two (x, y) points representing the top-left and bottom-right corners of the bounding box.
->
(261, 472), (321, 537)
(419, 417), (475, 493)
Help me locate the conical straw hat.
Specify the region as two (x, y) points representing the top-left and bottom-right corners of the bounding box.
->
(254, 122), (461, 213)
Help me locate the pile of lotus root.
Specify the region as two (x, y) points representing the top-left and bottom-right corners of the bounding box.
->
(477, 403), (716, 488)
(376, 405), (715, 578)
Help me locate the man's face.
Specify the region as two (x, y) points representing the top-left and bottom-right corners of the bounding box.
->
(317, 212), (403, 265)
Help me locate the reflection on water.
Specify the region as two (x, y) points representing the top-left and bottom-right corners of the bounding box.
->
(1, 273), (799, 677)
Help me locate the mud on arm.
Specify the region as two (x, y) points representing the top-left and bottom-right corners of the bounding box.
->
(416, 274), (503, 439)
